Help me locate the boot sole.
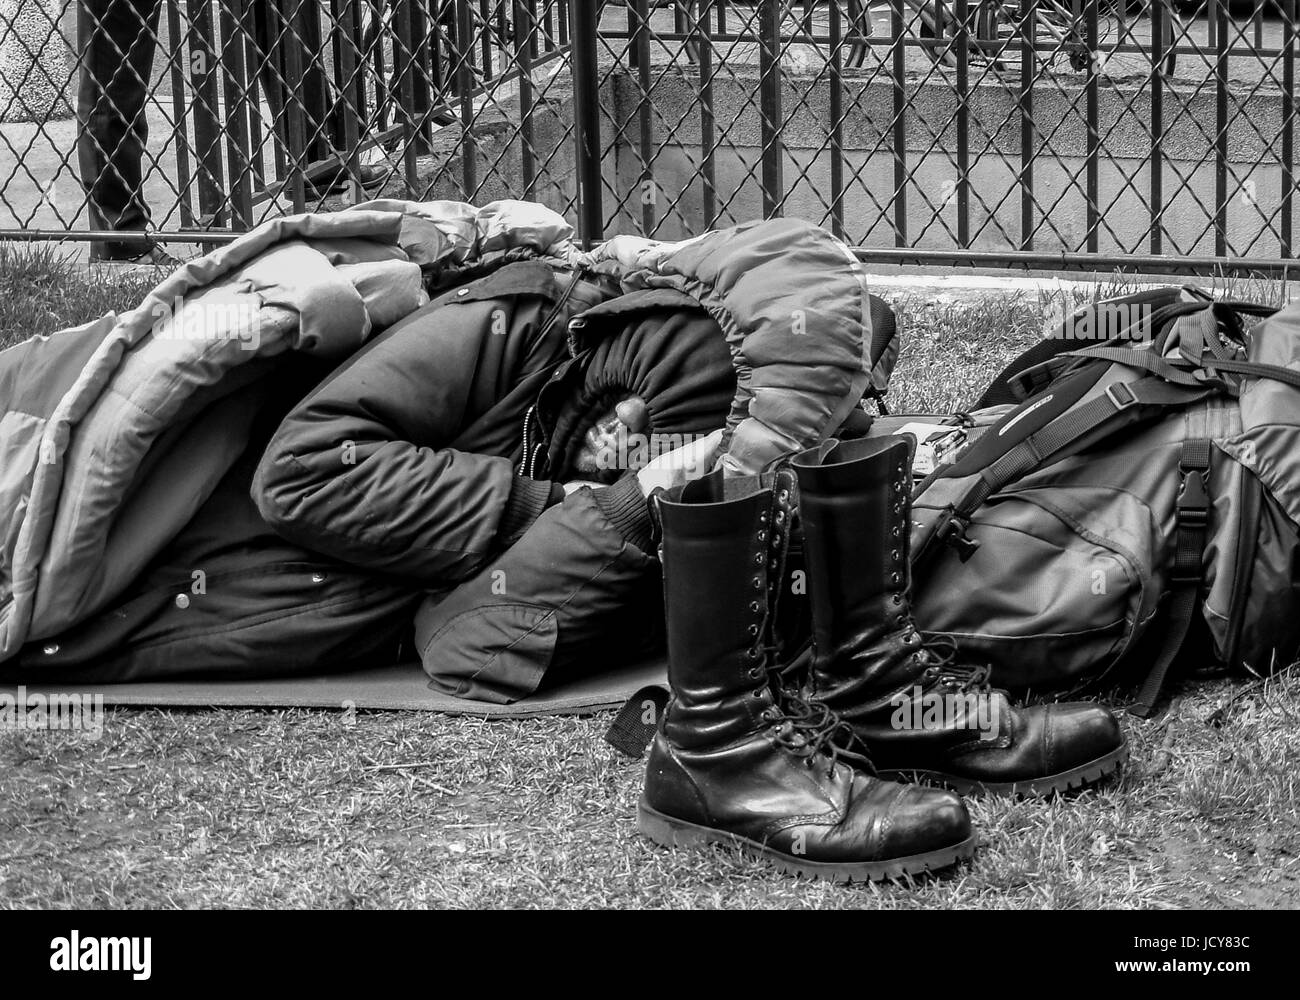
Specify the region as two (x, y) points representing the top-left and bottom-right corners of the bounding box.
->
(636, 799), (976, 884)
(877, 744), (1129, 799)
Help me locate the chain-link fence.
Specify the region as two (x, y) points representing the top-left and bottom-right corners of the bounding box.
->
(2, 1), (1299, 272)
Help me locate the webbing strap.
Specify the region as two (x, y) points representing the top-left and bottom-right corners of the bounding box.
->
(1198, 357), (1300, 391)
(959, 378), (1212, 515)
(1129, 439), (1213, 718)
(1059, 345), (1207, 386)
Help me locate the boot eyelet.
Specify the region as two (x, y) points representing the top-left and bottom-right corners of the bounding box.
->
(749, 601), (761, 613)
(748, 647), (761, 659)
(775, 511), (785, 524)
(748, 666), (765, 681)
(891, 594), (903, 606)
(754, 553), (764, 565)
(752, 578), (762, 591)
(892, 526), (900, 538)
(769, 558), (778, 569)
(890, 572), (901, 585)
(757, 529), (767, 541)
(748, 624), (760, 637)
(759, 511), (769, 523)
(778, 489), (789, 502)
(753, 689), (767, 700)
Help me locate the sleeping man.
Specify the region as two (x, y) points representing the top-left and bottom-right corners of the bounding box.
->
(0, 205), (878, 704)
(3, 260), (735, 700)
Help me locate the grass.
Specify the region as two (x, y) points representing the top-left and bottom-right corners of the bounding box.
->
(2, 245), (1299, 909)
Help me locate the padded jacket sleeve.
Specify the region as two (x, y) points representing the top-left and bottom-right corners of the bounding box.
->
(412, 475), (661, 703)
(252, 265), (565, 584)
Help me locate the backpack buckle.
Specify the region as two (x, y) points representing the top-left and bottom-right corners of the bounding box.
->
(1175, 465), (1210, 529)
(1104, 381), (1138, 410)
(935, 506), (980, 562)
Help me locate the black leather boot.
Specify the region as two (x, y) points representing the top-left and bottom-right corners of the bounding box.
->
(638, 468), (975, 882)
(792, 436), (1128, 797)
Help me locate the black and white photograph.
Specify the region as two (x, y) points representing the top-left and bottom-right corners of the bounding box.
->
(0, 0), (1294, 944)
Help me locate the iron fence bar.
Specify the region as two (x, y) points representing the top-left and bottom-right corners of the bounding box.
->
(276, 0), (308, 213)
(3, 228), (1293, 279)
(332, 0), (364, 206)
(1085, 0), (1098, 253)
(391, 0), (417, 196)
(166, 0), (196, 230)
(695, 0), (717, 228)
(891, 0), (907, 246)
(828, 0), (844, 240)
(219, 0), (253, 231)
(187, 0), (227, 236)
(370, 0), (390, 131)
(758, 0), (783, 217)
(955, 0), (970, 248)
(1151, 0), (1165, 255)
(1286, 0), (1297, 258)
(559, 0), (569, 46)
(632, 0), (654, 235)
(1215, 0), (1228, 256)
(513, 0), (537, 195)
(1, 230), (243, 244)
(1019, 0), (1034, 251)
(455, 0), (478, 197)
(241, 10), (267, 192)
(571, 0), (602, 245)
(410, 0), (435, 153)
(851, 246), (1300, 276)
(480, 0), (493, 79)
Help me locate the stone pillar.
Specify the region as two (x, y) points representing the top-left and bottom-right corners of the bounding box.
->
(0, 0), (76, 123)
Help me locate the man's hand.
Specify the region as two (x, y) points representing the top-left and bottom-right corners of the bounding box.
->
(563, 480), (606, 495)
(636, 429), (724, 496)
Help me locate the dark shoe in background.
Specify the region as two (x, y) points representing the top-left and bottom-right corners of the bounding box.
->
(792, 436), (1128, 798)
(639, 468), (976, 883)
(89, 242), (181, 268)
(305, 161), (388, 198)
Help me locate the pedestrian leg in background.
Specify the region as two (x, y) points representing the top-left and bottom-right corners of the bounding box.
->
(76, 0), (177, 264)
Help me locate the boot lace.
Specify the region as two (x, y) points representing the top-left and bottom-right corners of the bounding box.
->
(916, 632), (992, 692)
(759, 644), (873, 778)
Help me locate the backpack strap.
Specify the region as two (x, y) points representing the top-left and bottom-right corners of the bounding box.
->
(1129, 439), (1213, 718)
(960, 378), (1213, 514)
(916, 376), (1216, 566)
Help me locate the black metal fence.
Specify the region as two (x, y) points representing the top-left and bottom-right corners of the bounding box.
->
(2, 1), (1300, 273)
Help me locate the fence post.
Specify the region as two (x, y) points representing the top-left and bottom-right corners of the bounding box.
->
(187, 0), (227, 241)
(758, 0), (784, 218)
(1151, 0), (1165, 255)
(1283, 0), (1296, 258)
(571, 0), (603, 247)
(1019, 0), (1035, 251)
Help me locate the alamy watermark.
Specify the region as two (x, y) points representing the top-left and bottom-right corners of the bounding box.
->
(593, 427), (713, 475)
(150, 296), (262, 351)
(1044, 295), (1155, 342)
(890, 686), (1000, 741)
(0, 687), (105, 740)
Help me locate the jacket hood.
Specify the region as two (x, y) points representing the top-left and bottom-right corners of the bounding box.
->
(544, 289), (736, 480)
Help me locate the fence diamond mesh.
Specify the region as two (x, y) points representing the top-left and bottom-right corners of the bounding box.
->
(0, 1), (1297, 272)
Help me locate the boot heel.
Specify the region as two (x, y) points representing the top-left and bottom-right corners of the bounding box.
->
(637, 799), (712, 849)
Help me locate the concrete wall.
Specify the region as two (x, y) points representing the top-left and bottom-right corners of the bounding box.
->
(598, 67), (1297, 258)
(0, 0), (74, 123)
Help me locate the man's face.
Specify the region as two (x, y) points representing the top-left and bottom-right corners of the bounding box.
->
(569, 395), (650, 480)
